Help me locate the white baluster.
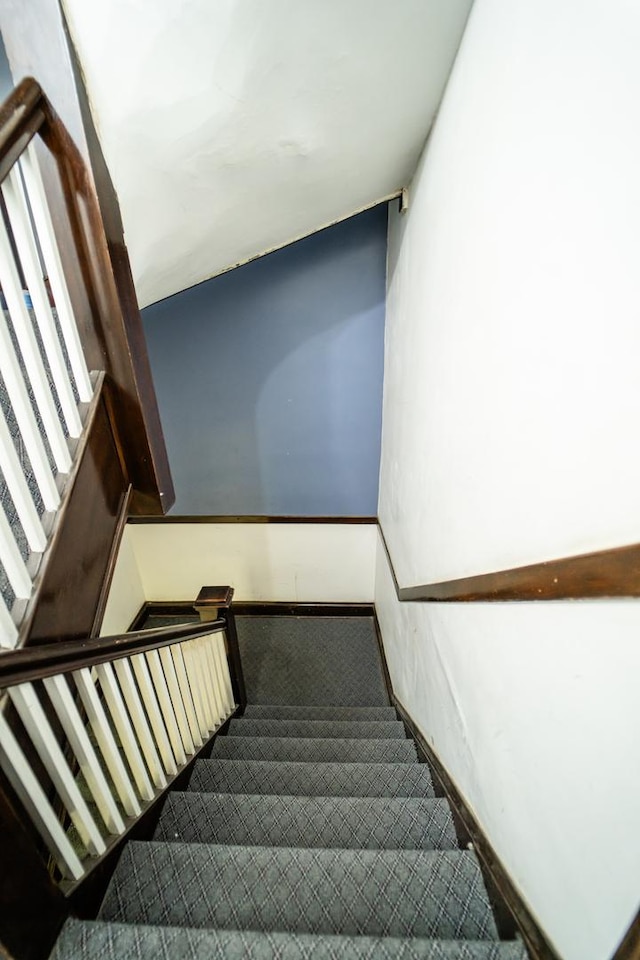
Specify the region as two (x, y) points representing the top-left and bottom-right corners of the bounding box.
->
(130, 653), (176, 776)
(3, 166), (82, 438)
(0, 404), (46, 551)
(200, 637), (223, 725)
(19, 144), (92, 402)
(0, 503), (32, 599)
(74, 668), (141, 817)
(44, 674), (125, 835)
(0, 216), (71, 473)
(181, 640), (209, 739)
(112, 658), (167, 790)
(205, 636), (226, 722)
(0, 311), (59, 510)
(0, 710), (84, 880)
(158, 647), (195, 756)
(9, 683), (106, 856)
(214, 632), (235, 713)
(170, 645), (202, 748)
(146, 649), (187, 763)
(195, 637), (217, 728)
(94, 662), (154, 803)
(0, 594), (18, 648)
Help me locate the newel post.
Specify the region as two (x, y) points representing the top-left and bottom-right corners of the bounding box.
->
(194, 586), (246, 710)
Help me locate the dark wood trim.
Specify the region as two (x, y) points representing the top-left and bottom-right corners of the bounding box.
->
(16, 372), (108, 646)
(613, 909), (640, 960)
(371, 611), (394, 704)
(394, 699), (559, 960)
(0, 768), (69, 960)
(221, 608), (246, 710)
(127, 515), (378, 525)
(232, 602), (376, 618)
(128, 601), (198, 630)
(90, 483), (133, 638)
(0, 619), (224, 688)
(66, 709), (237, 918)
(379, 523), (640, 601)
(0, 79), (46, 183)
(195, 585), (234, 609)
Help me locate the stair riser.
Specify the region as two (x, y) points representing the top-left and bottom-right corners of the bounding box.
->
(188, 759), (436, 798)
(243, 705), (398, 721)
(210, 737), (417, 764)
(228, 719), (407, 739)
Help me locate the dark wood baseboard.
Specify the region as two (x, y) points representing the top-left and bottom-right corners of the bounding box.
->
(127, 515), (377, 524)
(394, 700), (560, 960)
(131, 601), (376, 629)
(612, 907), (640, 960)
(232, 602), (375, 618)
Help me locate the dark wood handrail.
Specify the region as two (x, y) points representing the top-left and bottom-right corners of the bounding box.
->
(0, 618), (224, 689)
(0, 77), (45, 181)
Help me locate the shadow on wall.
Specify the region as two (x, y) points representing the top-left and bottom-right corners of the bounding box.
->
(142, 204), (388, 516)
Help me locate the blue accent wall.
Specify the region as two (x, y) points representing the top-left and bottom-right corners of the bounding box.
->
(142, 205), (387, 515)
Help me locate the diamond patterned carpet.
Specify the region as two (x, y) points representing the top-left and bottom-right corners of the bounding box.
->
(228, 718), (407, 739)
(50, 614), (526, 959)
(154, 792), (457, 850)
(188, 759), (437, 797)
(236, 616), (390, 705)
(53, 921), (529, 960)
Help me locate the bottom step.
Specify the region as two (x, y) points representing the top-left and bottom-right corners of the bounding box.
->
(99, 843), (498, 940)
(53, 919), (529, 960)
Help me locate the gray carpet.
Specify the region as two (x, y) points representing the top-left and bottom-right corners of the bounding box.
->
(188, 759), (437, 798)
(49, 615), (522, 958)
(243, 705), (397, 721)
(154, 793), (457, 850)
(228, 718), (407, 739)
(99, 844), (497, 940)
(236, 616), (389, 706)
(210, 736), (417, 764)
(52, 921), (529, 960)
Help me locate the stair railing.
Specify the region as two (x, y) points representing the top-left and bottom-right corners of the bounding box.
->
(0, 617), (237, 886)
(0, 79), (99, 647)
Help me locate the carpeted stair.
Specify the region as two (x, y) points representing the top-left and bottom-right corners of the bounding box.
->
(51, 615), (528, 959)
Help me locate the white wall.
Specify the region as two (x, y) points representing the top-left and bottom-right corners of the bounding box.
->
(100, 527), (145, 635)
(61, 0), (472, 307)
(376, 0), (640, 956)
(380, 0), (640, 588)
(128, 523), (377, 603)
(376, 540), (640, 960)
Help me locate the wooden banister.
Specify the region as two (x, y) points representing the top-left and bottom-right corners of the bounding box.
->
(0, 618), (225, 688)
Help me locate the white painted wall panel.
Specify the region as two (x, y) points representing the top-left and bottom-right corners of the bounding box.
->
(100, 528), (145, 636)
(376, 538), (640, 960)
(61, 0), (472, 307)
(379, 0), (640, 587)
(129, 523), (377, 602)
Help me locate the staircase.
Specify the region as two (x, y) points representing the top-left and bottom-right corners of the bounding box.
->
(50, 615), (527, 959)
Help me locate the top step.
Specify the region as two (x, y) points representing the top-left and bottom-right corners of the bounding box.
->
(243, 705), (397, 721)
(237, 616), (390, 706)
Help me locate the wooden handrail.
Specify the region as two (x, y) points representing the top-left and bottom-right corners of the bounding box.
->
(0, 618), (224, 688)
(0, 78), (45, 182)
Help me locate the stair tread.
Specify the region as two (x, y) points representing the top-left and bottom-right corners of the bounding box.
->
(53, 919), (529, 960)
(237, 616), (390, 707)
(228, 719), (407, 739)
(243, 705), (398, 721)
(211, 736), (417, 764)
(154, 792), (457, 850)
(99, 842), (498, 941)
(189, 759), (436, 797)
